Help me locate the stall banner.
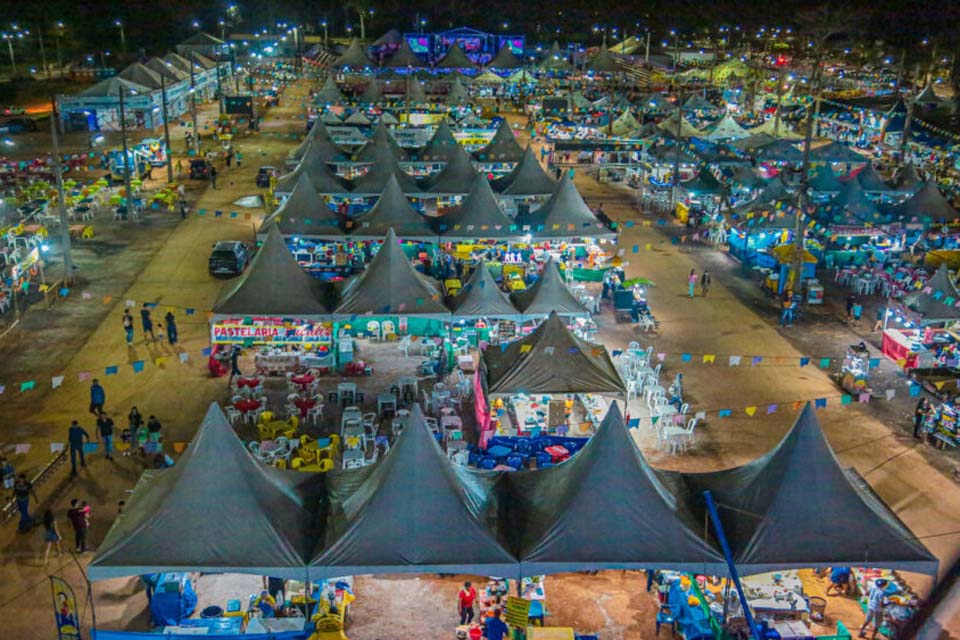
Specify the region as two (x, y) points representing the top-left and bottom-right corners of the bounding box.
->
(212, 321), (331, 345)
(453, 128), (497, 148)
(504, 596), (531, 628)
(393, 128), (434, 149)
(11, 247), (41, 279)
(325, 126), (368, 146)
(50, 576), (81, 640)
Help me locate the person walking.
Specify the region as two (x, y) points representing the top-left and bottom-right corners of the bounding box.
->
(700, 271), (712, 297)
(164, 311), (178, 346)
(67, 420), (89, 476)
(128, 406), (144, 445)
(779, 294), (795, 327)
(122, 310), (134, 345)
(235, 150), (242, 168)
(42, 509), (63, 567)
(687, 269), (698, 298)
(229, 346), (243, 383)
(97, 413), (115, 461)
(210, 165), (218, 189)
(914, 397), (929, 440)
(89, 379), (106, 416)
(12, 473), (38, 532)
(67, 499), (91, 553)
(859, 579), (888, 639)
(225, 150), (233, 168)
(179, 199), (188, 220)
(458, 581), (477, 625)
(141, 304), (156, 342)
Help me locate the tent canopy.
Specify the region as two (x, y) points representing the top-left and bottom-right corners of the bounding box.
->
(807, 166), (844, 194)
(754, 139), (804, 163)
(446, 77), (470, 105)
(901, 264), (960, 324)
(585, 43), (620, 73)
(214, 226), (332, 318)
(809, 141), (865, 164)
(510, 259), (589, 318)
(540, 41), (571, 70)
(260, 172), (345, 240)
(830, 179), (882, 223)
(287, 121), (347, 168)
(312, 404), (517, 578)
(314, 75), (345, 104)
(657, 112), (703, 138)
(473, 120), (524, 163)
(117, 62), (164, 90)
(525, 173), (613, 239)
(334, 228), (449, 318)
(502, 404), (726, 574)
(853, 163), (895, 193)
(406, 77), (429, 104)
(332, 39), (372, 69)
(488, 44), (524, 69)
(90, 404), (318, 580)
(482, 311), (623, 395)
(386, 39), (427, 68)
(425, 144), (479, 195)
(78, 76), (150, 98)
(437, 175), (519, 241)
(278, 146), (351, 195)
(354, 121), (408, 164)
(351, 174), (435, 240)
(491, 146), (556, 197)
(436, 43), (479, 70)
(664, 404), (938, 575)
(681, 167), (727, 196)
(450, 262), (520, 319)
(887, 180), (960, 223)
(703, 114), (749, 141)
(359, 79), (383, 104)
(418, 120), (463, 163)
(351, 157), (421, 196)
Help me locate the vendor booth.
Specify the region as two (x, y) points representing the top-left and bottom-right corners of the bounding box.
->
(883, 265), (960, 370)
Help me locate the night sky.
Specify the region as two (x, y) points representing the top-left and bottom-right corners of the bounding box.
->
(4, 0), (960, 57)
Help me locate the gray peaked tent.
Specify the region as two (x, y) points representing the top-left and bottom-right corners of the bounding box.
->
(540, 41), (571, 71)
(492, 146), (557, 197)
(900, 264), (960, 324)
(446, 77), (470, 105)
(854, 163), (896, 194)
(333, 229), (449, 318)
(502, 404), (726, 575)
(350, 157), (421, 196)
(481, 312), (622, 394)
(585, 42), (620, 73)
(314, 75), (345, 104)
(386, 38), (427, 68)
(754, 139), (804, 163)
(450, 262), (521, 319)
(680, 168), (727, 196)
(728, 165), (767, 191)
(144, 57), (188, 82)
(510, 260), (589, 318)
(89, 404), (317, 580)
(473, 120), (524, 163)
(665, 403), (938, 576)
(214, 227), (332, 318)
(350, 174), (435, 240)
(807, 166), (844, 194)
(829, 179), (882, 224)
(524, 173), (614, 239)
(437, 175), (521, 241)
(436, 43), (479, 70)
(311, 405), (518, 578)
(276, 148), (350, 196)
(425, 144), (479, 195)
(116, 62), (164, 90)
(354, 121), (408, 164)
(887, 180), (960, 223)
(683, 94), (716, 112)
(895, 163), (923, 193)
(488, 44), (524, 69)
(372, 29), (403, 47)
(287, 121), (346, 168)
(260, 172), (345, 240)
(78, 76), (150, 98)
(331, 38), (372, 70)
(359, 79), (384, 104)
(406, 76), (429, 104)
(809, 141), (865, 164)
(418, 120), (463, 163)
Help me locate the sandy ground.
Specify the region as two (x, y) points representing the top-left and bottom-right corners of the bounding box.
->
(0, 83), (959, 639)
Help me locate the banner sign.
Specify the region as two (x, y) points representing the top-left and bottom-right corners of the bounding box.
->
(212, 321), (332, 345)
(50, 576), (81, 640)
(326, 126), (368, 146)
(504, 596), (531, 628)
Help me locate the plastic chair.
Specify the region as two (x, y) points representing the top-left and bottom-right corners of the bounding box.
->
(655, 606), (676, 636)
(505, 454), (524, 470)
(479, 457), (497, 470)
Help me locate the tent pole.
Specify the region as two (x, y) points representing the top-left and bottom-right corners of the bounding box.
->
(704, 490), (761, 640)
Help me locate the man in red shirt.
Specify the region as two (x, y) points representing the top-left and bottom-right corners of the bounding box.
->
(458, 581), (478, 625)
(67, 499), (91, 553)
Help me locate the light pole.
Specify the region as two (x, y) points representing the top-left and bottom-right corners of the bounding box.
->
(321, 19), (328, 50)
(49, 98), (74, 283)
(54, 22), (64, 76)
(2, 33), (17, 75)
(114, 19), (126, 55)
(117, 86), (135, 221)
(36, 26), (48, 78)
(160, 73), (173, 183)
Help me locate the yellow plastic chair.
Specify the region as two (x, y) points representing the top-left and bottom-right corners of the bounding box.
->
(258, 410), (275, 425)
(282, 427), (298, 440)
(290, 457), (304, 470)
(318, 458), (334, 472)
(273, 458), (288, 470)
(287, 415), (300, 430)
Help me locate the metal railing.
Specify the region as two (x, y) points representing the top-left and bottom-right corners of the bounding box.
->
(0, 451), (67, 523)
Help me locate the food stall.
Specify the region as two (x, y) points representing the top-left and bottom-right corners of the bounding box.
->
(919, 400), (959, 448)
(836, 343), (871, 394)
(210, 318), (335, 375)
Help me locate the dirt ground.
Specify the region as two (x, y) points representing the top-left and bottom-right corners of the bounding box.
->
(1, 80), (960, 639)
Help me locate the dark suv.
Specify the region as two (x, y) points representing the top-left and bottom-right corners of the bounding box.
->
(256, 166), (278, 188)
(209, 241), (249, 277)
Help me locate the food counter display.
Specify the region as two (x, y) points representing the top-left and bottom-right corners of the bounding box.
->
(499, 393), (608, 438)
(882, 327), (960, 370)
(837, 344), (871, 394)
(920, 401), (959, 448)
(850, 569), (921, 639)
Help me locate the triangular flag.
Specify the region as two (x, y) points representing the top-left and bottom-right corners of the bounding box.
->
(728, 355), (741, 366)
(702, 354), (715, 364)
(51, 376), (65, 389)
(744, 406), (757, 416)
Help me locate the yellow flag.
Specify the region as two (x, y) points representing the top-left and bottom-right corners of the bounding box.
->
(155, 357), (168, 366)
(702, 354), (715, 363)
(520, 345), (532, 353)
(745, 406), (757, 417)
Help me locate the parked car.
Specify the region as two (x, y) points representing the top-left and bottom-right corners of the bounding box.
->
(208, 241), (249, 277)
(189, 159), (210, 180)
(256, 166), (278, 188)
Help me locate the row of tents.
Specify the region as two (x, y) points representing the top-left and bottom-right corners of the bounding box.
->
(215, 227), (598, 321)
(89, 398), (936, 581)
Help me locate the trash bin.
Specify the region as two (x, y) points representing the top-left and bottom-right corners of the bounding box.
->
(201, 605), (224, 619)
(808, 596), (827, 623)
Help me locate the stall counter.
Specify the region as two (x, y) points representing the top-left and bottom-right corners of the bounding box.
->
(882, 329), (921, 369)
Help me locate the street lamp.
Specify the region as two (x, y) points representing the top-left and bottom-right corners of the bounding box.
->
(114, 19), (126, 55)
(321, 19), (328, 49)
(1, 33), (16, 75)
(54, 21), (64, 75)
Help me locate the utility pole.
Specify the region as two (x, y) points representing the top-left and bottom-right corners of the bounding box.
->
(118, 85), (135, 221)
(49, 97), (73, 283)
(54, 22), (63, 76)
(894, 49), (906, 96)
(773, 66), (785, 138)
(160, 73), (173, 183)
(37, 28), (48, 79)
(189, 59), (200, 154)
(671, 88), (683, 210)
